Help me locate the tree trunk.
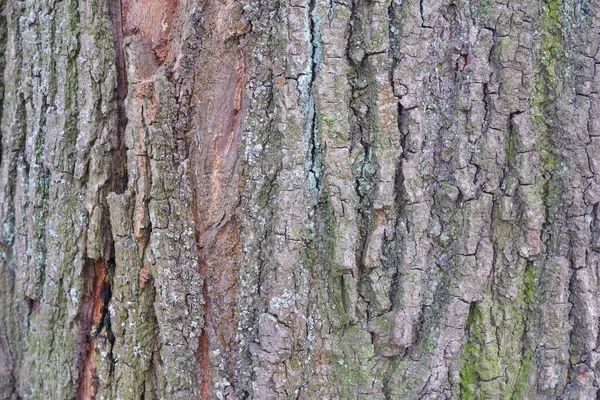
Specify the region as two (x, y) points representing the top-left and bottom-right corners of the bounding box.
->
(1, 0), (599, 398)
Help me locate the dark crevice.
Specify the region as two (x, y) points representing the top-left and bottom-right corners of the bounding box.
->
(307, 0), (321, 194)
(386, 105), (407, 312)
(481, 82), (491, 134)
(308, 96), (320, 193)
(94, 258), (116, 378)
(24, 296), (40, 319)
(344, 0), (385, 330)
(506, 111), (523, 166)
(80, 1), (129, 387)
(0, 0), (7, 166)
(32, 95), (49, 297)
(350, 71), (374, 284)
(108, 0), (129, 195)
(74, 258), (109, 400)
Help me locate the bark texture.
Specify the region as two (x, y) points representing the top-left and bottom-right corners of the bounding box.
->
(1, 0), (600, 398)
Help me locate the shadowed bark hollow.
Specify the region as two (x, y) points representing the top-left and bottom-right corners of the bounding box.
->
(1, 0), (600, 399)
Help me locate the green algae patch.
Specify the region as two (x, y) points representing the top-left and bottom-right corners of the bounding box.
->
(459, 303), (503, 400)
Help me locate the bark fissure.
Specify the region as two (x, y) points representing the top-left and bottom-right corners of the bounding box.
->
(108, 0), (128, 195)
(307, 0), (321, 195)
(0, 0), (6, 166)
(74, 258), (108, 400)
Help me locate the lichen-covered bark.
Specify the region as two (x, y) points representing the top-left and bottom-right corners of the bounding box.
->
(1, 0), (600, 399)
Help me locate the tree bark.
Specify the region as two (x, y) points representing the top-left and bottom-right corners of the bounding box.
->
(1, 0), (600, 398)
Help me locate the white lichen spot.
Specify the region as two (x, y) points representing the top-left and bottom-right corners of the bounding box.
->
(70, 287), (79, 305)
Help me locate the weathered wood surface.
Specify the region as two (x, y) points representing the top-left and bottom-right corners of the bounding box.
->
(1, 0), (600, 398)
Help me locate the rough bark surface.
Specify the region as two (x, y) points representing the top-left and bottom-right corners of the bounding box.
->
(1, 0), (600, 399)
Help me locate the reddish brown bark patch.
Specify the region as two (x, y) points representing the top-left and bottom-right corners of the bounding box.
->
(139, 263), (151, 289)
(184, 0), (247, 395)
(74, 259), (108, 400)
(192, 46), (245, 397)
(122, 0), (178, 64)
